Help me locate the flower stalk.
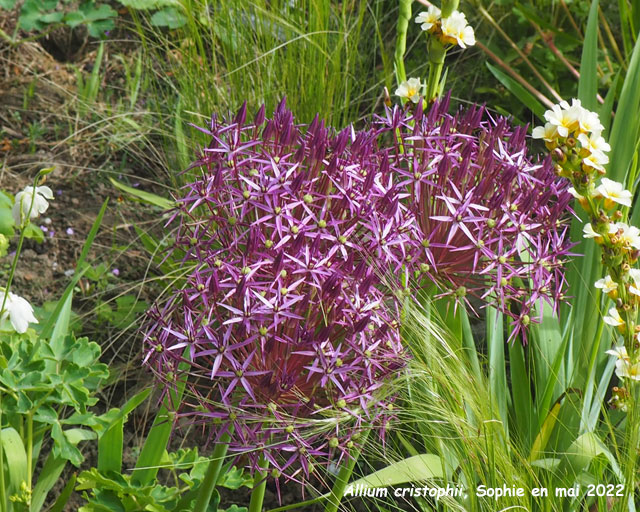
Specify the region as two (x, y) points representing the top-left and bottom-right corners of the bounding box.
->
(193, 430), (232, 512)
(324, 430), (370, 512)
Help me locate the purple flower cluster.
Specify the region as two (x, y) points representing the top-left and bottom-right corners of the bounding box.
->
(143, 100), (408, 483)
(376, 95), (574, 342)
(143, 95), (575, 483)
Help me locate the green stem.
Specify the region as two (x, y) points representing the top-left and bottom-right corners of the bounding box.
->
(265, 494), (328, 512)
(193, 431), (232, 512)
(394, 0), (412, 86)
(324, 430), (371, 512)
(622, 384), (639, 510)
(248, 455), (268, 512)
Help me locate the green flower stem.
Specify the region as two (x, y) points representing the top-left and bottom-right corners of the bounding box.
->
(265, 494), (328, 512)
(394, 0), (412, 87)
(324, 429), (371, 512)
(426, 39), (447, 103)
(622, 384), (640, 509)
(193, 430), (232, 512)
(248, 454), (269, 512)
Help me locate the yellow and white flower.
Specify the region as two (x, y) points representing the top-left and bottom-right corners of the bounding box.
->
(603, 306), (624, 327)
(578, 132), (610, 155)
(415, 6), (441, 31)
(532, 122), (558, 143)
(595, 178), (632, 208)
(628, 268), (640, 296)
(543, 103), (579, 138)
(612, 222), (640, 250)
(583, 223), (601, 239)
(577, 107), (604, 134)
(440, 11), (476, 48)
(395, 77), (423, 104)
(594, 275), (617, 294)
(606, 345), (640, 381)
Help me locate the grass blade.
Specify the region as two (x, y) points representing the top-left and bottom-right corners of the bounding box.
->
(577, 0), (599, 111)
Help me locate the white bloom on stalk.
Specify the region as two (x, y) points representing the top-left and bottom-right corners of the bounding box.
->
(583, 223), (600, 239)
(603, 306), (624, 327)
(440, 11), (476, 48)
(395, 77), (423, 104)
(582, 152), (607, 172)
(612, 222), (640, 250)
(594, 275), (617, 294)
(628, 269), (640, 297)
(577, 132), (611, 155)
(577, 108), (604, 134)
(606, 345), (640, 381)
(532, 122), (558, 143)
(12, 185), (54, 227)
(595, 178), (632, 207)
(415, 6), (441, 31)
(0, 289), (38, 334)
(544, 102), (579, 137)
(567, 187), (585, 200)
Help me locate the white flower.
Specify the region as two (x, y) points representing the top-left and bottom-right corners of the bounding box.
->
(532, 122), (558, 142)
(628, 268), (640, 296)
(395, 77), (423, 103)
(577, 108), (604, 134)
(567, 187), (584, 200)
(606, 345), (640, 381)
(0, 290), (38, 334)
(440, 11), (476, 48)
(603, 306), (624, 327)
(578, 132), (611, 154)
(12, 185), (54, 227)
(612, 222), (640, 250)
(582, 151), (607, 172)
(594, 275), (617, 294)
(595, 178), (632, 207)
(606, 345), (629, 360)
(583, 223), (600, 239)
(415, 6), (441, 31)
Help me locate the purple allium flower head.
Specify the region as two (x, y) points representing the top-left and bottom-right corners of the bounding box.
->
(377, 94), (575, 343)
(143, 99), (408, 484)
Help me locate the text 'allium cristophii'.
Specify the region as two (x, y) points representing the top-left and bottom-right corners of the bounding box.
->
(376, 95), (575, 342)
(143, 99), (409, 484)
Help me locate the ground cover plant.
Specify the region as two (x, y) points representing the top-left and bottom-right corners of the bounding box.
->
(0, 0), (639, 511)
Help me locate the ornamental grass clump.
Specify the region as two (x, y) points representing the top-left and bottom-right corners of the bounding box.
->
(377, 95), (575, 342)
(143, 100), (409, 484)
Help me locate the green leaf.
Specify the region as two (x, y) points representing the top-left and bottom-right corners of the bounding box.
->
(486, 62), (546, 121)
(98, 388), (152, 474)
(109, 177), (173, 209)
(559, 432), (623, 483)
(31, 452), (67, 511)
(608, 36), (640, 184)
(1, 427), (28, 496)
(0, 207), (15, 237)
(577, 0), (599, 111)
(49, 473), (77, 512)
(23, 223), (44, 242)
(150, 7), (187, 29)
(0, 0), (18, 10)
(116, 0), (180, 9)
(486, 307), (507, 437)
(348, 454), (443, 487)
